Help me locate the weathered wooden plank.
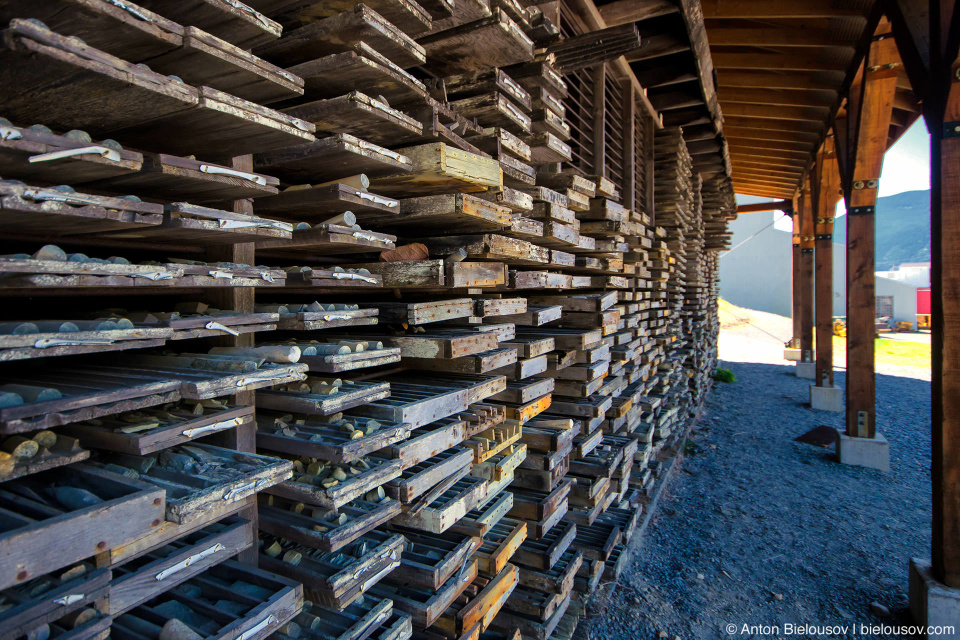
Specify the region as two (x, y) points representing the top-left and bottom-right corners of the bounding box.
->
(0, 464), (165, 591)
(254, 5), (426, 68)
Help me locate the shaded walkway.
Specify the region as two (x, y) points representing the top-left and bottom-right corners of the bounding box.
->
(575, 342), (932, 639)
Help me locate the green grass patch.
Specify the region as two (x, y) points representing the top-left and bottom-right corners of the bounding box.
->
(714, 368), (736, 383)
(832, 336), (931, 369)
(873, 338), (930, 368)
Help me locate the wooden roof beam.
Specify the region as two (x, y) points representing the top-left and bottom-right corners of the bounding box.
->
(723, 116), (825, 134)
(721, 103), (830, 122)
(733, 185), (800, 198)
(701, 0), (867, 19)
(718, 87), (837, 107)
(735, 184), (797, 197)
(728, 137), (818, 153)
(732, 174), (802, 189)
(705, 25), (850, 48)
(723, 126), (822, 142)
(599, 0), (679, 27)
(732, 164), (807, 178)
(730, 152), (808, 166)
(712, 51), (852, 72)
(729, 145), (812, 159)
(733, 168), (806, 182)
(717, 69), (841, 90)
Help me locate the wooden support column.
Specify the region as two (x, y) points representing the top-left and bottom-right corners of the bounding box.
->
(844, 34), (899, 439)
(645, 116), (656, 221)
(931, 55), (960, 589)
(790, 199), (801, 349)
(593, 64), (607, 176)
(885, 0), (960, 590)
(204, 154), (259, 565)
(799, 180), (815, 363)
(621, 79), (635, 212)
(814, 136), (842, 387)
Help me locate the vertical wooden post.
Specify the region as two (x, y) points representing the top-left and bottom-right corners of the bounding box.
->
(204, 154), (259, 565)
(645, 116), (656, 222)
(814, 136), (842, 387)
(593, 64), (607, 176)
(844, 34), (899, 439)
(799, 180), (815, 363)
(621, 79), (636, 212)
(790, 199), (801, 349)
(932, 61), (960, 588)
(885, 0), (960, 591)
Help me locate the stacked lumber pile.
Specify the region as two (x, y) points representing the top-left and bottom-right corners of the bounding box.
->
(0, 2), (734, 640)
(0, 1), (322, 637)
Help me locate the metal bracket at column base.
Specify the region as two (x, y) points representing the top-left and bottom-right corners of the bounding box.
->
(849, 205), (875, 215)
(815, 234), (833, 241)
(943, 121), (960, 138)
(801, 248), (814, 254)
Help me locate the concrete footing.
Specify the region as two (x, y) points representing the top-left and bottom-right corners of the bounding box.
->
(809, 385), (842, 412)
(783, 348), (801, 361)
(909, 558), (960, 638)
(836, 431), (889, 472)
(796, 362), (816, 379)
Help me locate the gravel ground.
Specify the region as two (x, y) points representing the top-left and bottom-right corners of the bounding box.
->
(574, 322), (933, 640)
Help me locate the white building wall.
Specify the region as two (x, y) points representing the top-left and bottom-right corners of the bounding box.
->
(721, 211), (919, 325)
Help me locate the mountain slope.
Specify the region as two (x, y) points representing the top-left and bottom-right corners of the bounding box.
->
(832, 189), (929, 270)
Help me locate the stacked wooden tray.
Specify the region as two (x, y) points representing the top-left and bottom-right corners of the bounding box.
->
(0, 0), (736, 638)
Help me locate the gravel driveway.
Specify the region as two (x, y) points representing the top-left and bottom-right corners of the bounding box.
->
(574, 324), (933, 640)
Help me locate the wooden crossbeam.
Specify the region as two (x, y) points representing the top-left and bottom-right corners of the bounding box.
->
(736, 200), (793, 213)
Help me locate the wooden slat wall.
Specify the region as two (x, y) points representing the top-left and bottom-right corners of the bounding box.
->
(559, 2), (595, 175)
(634, 108), (647, 215)
(603, 72), (624, 187)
